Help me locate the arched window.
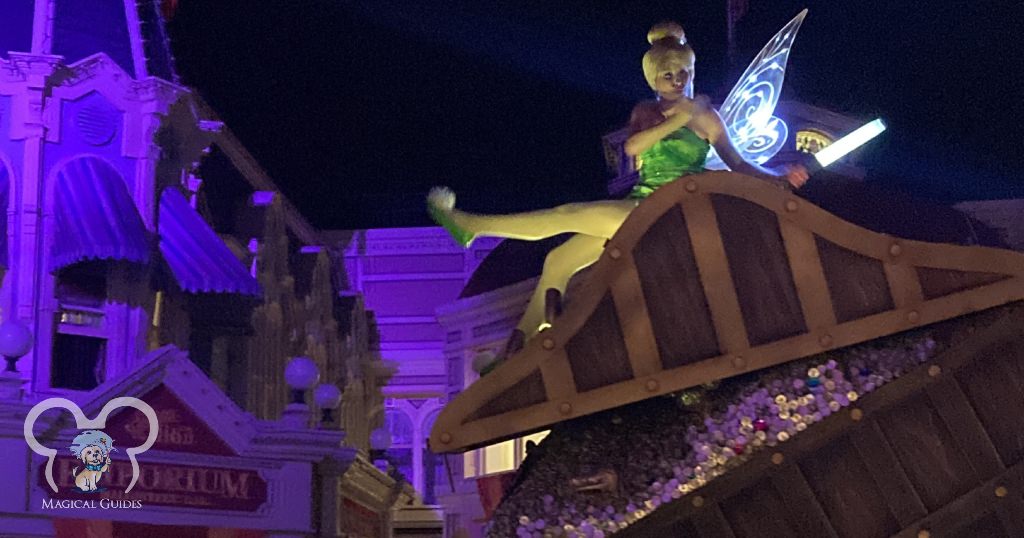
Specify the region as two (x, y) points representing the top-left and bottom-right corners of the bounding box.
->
(384, 409), (414, 484)
(385, 409), (415, 447)
(422, 408), (445, 504)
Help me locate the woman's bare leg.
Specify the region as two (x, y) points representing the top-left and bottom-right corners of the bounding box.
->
(516, 234), (608, 339)
(429, 188), (637, 243)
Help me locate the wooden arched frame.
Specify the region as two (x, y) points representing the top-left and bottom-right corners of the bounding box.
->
(431, 172), (1024, 452)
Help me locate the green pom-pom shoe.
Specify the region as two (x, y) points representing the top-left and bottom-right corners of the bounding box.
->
(427, 187), (475, 248)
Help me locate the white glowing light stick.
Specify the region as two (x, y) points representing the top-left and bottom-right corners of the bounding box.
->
(812, 119), (887, 169)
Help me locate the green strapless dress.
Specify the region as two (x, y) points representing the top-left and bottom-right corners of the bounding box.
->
(629, 127), (710, 199)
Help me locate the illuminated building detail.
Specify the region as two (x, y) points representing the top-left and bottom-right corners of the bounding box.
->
(796, 129), (834, 154)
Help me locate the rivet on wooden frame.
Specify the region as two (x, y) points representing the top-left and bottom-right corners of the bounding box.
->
(685, 181), (698, 193)
(645, 379), (659, 392)
(785, 199), (799, 212)
(928, 365), (941, 378)
(771, 452), (785, 465)
(691, 495), (704, 508)
(819, 334), (833, 347)
(609, 247), (622, 260)
(850, 408), (864, 421)
(889, 243), (903, 257)
(439, 432), (452, 444)
(995, 486), (1008, 498)
(559, 402), (572, 415)
(542, 338), (555, 350)
(732, 355), (746, 369)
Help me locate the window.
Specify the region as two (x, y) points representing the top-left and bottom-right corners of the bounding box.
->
(51, 334), (105, 390)
(422, 409), (445, 505)
(52, 263), (108, 390)
(384, 409), (415, 483)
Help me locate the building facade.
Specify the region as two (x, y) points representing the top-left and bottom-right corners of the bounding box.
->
(0, 2), (434, 536)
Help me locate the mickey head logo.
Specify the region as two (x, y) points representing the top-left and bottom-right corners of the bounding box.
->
(24, 397), (158, 493)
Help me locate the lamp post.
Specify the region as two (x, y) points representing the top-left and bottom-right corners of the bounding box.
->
(313, 383), (342, 428)
(0, 319), (33, 400)
(282, 356), (319, 428)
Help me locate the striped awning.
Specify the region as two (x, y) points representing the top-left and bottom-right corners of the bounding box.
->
(50, 157), (150, 271)
(158, 188), (260, 296)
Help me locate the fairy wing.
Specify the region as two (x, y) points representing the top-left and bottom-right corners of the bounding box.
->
(704, 9), (808, 170)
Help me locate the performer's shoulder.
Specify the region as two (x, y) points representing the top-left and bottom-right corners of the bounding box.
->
(628, 100), (662, 133)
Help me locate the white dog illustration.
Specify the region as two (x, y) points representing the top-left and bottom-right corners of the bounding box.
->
(69, 430), (115, 493)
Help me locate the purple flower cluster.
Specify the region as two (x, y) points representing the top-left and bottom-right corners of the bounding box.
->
(491, 334), (940, 538)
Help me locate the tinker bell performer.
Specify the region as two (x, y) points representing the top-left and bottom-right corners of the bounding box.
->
(429, 14), (811, 365)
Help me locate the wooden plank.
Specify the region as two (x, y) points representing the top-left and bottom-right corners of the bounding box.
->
(889, 460), (1024, 538)
(883, 261), (924, 309)
(610, 254), (662, 378)
(565, 294), (634, 392)
(691, 503), (738, 538)
(851, 419), (929, 524)
(633, 207), (721, 368)
(539, 348), (576, 401)
(770, 463), (840, 538)
(779, 220), (837, 328)
(995, 496), (1024, 538)
(943, 512), (1013, 538)
(683, 173), (1024, 276)
(711, 194), (807, 345)
(719, 478), (799, 538)
(956, 357), (1024, 467)
(917, 267), (1010, 300)
(800, 436), (901, 538)
(465, 371), (547, 422)
(874, 392), (980, 510)
(925, 380), (1005, 480)
(815, 236), (894, 323)
(680, 195), (750, 354)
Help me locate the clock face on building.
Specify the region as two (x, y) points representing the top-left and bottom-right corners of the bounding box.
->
(796, 129), (834, 154)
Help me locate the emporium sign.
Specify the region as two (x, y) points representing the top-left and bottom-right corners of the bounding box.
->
(39, 455), (268, 511)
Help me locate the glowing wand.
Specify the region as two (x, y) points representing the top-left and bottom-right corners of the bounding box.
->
(806, 118), (887, 173)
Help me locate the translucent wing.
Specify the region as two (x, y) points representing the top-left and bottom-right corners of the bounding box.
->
(705, 9), (808, 170)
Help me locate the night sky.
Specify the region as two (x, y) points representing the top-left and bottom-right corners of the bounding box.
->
(168, 0), (1023, 231)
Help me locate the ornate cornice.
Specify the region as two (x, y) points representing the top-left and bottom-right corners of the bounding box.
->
(1, 52), (63, 85)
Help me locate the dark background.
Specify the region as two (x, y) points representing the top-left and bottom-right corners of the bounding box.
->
(168, 0), (1023, 230)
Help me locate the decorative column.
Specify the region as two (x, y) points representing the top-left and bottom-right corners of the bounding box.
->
(5, 53), (61, 393)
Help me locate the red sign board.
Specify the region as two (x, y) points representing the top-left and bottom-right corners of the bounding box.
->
(340, 498), (382, 538)
(39, 455), (268, 512)
(103, 385), (235, 456)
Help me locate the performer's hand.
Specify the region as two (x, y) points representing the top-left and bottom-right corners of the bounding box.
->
(783, 164), (810, 189)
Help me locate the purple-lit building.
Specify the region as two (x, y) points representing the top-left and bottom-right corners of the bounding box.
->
(0, 2), (441, 537)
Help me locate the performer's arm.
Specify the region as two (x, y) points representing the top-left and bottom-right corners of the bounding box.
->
(624, 98), (705, 157)
(699, 109), (808, 189)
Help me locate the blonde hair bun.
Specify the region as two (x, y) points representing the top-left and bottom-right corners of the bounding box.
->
(647, 21), (686, 46)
